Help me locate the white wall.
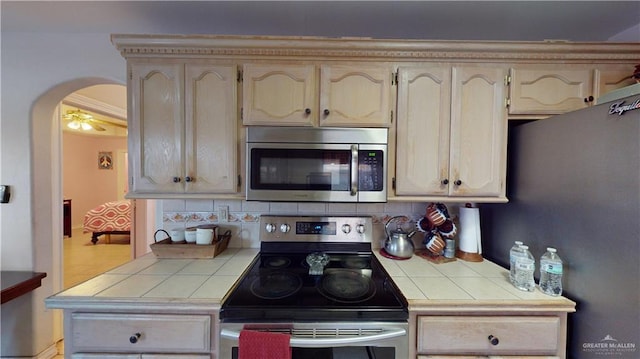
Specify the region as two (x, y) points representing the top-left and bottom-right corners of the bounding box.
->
(0, 31), (126, 356)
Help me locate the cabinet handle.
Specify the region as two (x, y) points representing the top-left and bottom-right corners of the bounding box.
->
(185, 176), (193, 182)
(172, 177), (181, 183)
(130, 333), (141, 344)
(441, 179), (449, 185)
(305, 108), (311, 115)
(323, 109), (330, 116)
(454, 180), (462, 186)
(488, 335), (499, 346)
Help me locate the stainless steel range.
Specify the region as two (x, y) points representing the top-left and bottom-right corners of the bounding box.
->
(219, 215), (408, 358)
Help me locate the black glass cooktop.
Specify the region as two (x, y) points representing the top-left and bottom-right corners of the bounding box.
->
(220, 242), (408, 322)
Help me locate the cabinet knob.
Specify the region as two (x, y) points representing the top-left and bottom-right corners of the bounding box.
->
(305, 108), (311, 115)
(323, 109), (330, 116)
(441, 179), (449, 185)
(129, 333), (141, 344)
(488, 335), (499, 346)
(584, 95), (594, 103)
(173, 177), (181, 183)
(454, 180), (462, 186)
(185, 176), (193, 182)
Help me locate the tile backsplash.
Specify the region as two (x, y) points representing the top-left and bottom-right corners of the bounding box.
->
(162, 199), (463, 249)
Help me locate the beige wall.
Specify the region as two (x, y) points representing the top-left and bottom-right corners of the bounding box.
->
(62, 132), (127, 228)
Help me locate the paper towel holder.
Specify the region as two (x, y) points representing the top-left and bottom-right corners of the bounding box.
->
(455, 203), (483, 262)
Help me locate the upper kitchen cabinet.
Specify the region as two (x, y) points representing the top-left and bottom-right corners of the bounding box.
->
(242, 63), (392, 127)
(395, 66), (451, 197)
(508, 64), (638, 117)
(112, 34), (639, 201)
(394, 65), (508, 200)
(242, 64), (316, 126)
(594, 65), (638, 99)
(508, 66), (593, 116)
(318, 65), (392, 127)
(128, 60), (238, 197)
(450, 66), (508, 198)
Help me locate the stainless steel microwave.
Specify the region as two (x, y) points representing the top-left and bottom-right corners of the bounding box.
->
(246, 127), (387, 202)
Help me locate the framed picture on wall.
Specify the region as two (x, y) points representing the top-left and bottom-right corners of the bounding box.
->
(98, 151), (113, 170)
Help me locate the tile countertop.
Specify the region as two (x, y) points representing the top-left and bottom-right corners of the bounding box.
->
(45, 248), (575, 313)
(373, 251), (575, 312)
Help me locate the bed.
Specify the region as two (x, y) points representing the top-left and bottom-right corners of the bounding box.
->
(83, 200), (132, 244)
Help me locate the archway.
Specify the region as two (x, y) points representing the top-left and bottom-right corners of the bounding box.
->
(31, 77), (149, 340)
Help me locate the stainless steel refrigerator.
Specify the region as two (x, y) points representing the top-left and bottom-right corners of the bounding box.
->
(482, 94), (640, 358)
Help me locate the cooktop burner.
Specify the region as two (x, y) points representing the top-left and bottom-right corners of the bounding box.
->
(250, 271), (303, 300)
(318, 269), (376, 303)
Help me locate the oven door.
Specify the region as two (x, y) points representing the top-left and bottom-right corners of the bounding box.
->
(247, 143), (363, 202)
(219, 322), (408, 359)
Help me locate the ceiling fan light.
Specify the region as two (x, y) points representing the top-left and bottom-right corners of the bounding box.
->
(80, 122), (93, 131)
(67, 120), (81, 130)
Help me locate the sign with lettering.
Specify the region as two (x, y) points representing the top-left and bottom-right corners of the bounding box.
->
(608, 98), (640, 116)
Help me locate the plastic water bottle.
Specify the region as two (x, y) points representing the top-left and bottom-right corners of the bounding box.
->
(509, 241), (524, 285)
(539, 247), (563, 296)
(514, 245), (535, 292)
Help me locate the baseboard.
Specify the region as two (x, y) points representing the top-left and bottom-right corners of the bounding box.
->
(0, 343), (58, 359)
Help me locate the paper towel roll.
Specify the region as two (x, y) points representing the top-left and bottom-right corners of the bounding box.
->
(458, 207), (482, 254)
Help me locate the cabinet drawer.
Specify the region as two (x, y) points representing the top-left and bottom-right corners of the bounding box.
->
(72, 355), (210, 359)
(417, 316), (559, 356)
(71, 313), (211, 353)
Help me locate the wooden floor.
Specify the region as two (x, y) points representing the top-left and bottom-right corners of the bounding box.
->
(55, 228), (132, 357)
(63, 227), (132, 289)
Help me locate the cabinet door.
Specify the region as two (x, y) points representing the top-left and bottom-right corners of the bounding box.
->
(450, 66), (508, 197)
(185, 64), (238, 193)
(509, 67), (593, 115)
(242, 64), (316, 126)
(395, 66), (451, 196)
(594, 66), (638, 98)
(129, 62), (184, 193)
(319, 65), (392, 127)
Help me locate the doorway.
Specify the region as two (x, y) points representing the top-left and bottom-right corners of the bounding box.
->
(31, 78), (158, 342)
(60, 84), (131, 288)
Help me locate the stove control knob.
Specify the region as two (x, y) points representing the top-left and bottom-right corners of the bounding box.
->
(341, 224), (352, 234)
(265, 223), (276, 233)
(279, 223), (291, 233)
(356, 224), (366, 234)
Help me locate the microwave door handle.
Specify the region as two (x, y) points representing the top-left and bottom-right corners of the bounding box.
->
(351, 145), (358, 196)
(220, 327), (407, 347)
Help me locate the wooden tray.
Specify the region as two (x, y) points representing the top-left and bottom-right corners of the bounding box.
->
(150, 229), (231, 259)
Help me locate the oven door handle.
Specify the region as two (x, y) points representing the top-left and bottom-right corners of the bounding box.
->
(220, 327), (407, 347)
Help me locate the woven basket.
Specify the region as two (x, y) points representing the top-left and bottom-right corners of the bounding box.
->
(150, 229), (231, 259)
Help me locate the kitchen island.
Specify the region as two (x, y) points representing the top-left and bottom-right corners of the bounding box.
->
(46, 248), (575, 358)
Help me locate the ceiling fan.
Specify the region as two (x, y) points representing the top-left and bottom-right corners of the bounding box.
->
(64, 109), (127, 132)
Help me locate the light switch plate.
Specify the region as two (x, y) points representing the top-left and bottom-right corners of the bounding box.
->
(0, 185), (10, 203)
(218, 205), (229, 222)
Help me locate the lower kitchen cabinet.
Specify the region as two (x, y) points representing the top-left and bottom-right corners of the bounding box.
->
(414, 314), (566, 358)
(64, 311), (216, 358)
(72, 355), (209, 359)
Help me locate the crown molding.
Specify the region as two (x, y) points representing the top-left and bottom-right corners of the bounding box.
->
(111, 34), (640, 63)
(63, 93), (127, 121)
